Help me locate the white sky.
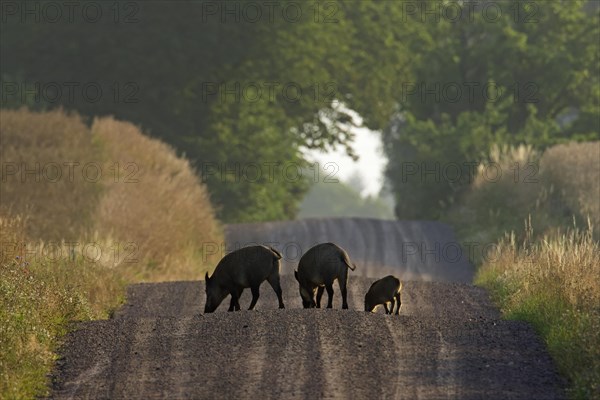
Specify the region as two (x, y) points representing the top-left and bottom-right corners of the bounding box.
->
(305, 124), (387, 197)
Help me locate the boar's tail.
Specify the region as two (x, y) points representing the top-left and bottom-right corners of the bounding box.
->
(342, 252), (356, 271)
(269, 247), (283, 260)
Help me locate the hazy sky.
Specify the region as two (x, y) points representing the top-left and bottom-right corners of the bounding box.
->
(306, 125), (386, 197)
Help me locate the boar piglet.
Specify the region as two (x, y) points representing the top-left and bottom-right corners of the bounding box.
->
(204, 245), (285, 313)
(294, 242), (356, 309)
(364, 275), (403, 315)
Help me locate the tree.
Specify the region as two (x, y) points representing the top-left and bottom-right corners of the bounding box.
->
(1, 1), (398, 222)
(382, 0), (600, 219)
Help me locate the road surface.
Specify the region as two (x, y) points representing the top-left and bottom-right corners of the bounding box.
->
(50, 219), (565, 399)
(225, 218), (474, 281)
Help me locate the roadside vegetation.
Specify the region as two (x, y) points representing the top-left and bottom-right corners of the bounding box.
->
(0, 216), (124, 398)
(453, 142), (600, 399)
(6, 2), (596, 223)
(0, 108), (223, 398)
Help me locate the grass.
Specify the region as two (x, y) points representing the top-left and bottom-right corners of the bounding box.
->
(0, 216), (125, 399)
(0, 108), (224, 398)
(476, 222), (600, 399)
(463, 141), (600, 399)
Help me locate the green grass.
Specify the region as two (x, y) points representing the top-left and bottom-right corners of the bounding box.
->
(0, 252), (125, 398)
(476, 227), (600, 399)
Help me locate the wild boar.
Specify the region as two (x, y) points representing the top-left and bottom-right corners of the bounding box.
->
(364, 275), (403, 315)
(294, 242), (356, 309)
(204, 245), (285, 313)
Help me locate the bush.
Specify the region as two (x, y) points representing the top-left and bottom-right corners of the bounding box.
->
(91, 116), (222, 281)
(0, 108), (223, 281)
(0, 108), (102, 241)
(0, 108), (224, 398)
(446, 142), (600, 246)
(541, 142), (600, 228)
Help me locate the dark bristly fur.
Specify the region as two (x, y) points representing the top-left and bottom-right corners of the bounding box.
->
(294, 242), (357, 309)
(204, 245), (285, 313)
(364, 275), (403, 315)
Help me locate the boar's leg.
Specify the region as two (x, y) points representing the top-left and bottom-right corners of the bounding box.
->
(384, 302), (390, 314)
(394, 292), (401, 315)
(316, 286), (325, 308)
(325, 284), (334, 308)
(266, 273), (285, 309)
(341, 288), (349, 309)
(228, 296), (236, 312)
(248, 285), (260, 310)
(338, 272), (349, 309)
(229, 288), (242, 311)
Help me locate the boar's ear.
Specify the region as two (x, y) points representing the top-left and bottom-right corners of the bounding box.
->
(294, 270), (299, 281)
(205, 272), (210, 283)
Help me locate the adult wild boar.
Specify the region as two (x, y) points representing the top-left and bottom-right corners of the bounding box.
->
(204, 245), (285, 313)
(364, 275), (403, 315)
(294, 242), (356, 309)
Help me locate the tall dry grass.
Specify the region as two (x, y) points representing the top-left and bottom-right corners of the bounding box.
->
(477, 220), (600, 399)
(465, 142), (600, 399)
(541, 142), (600, 228)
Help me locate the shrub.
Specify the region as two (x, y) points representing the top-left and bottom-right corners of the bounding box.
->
(446, 142), (600, 246)
(0, 108), (224, 398)
(91, 116), (222, 281)
(0, 108), (102, 241)
(541, 142), (600, 228)
(0, 108), (223, 281)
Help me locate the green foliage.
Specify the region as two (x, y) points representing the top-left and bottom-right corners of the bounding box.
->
(383, 1), (599, 219)
(2, 1), (597, 223)
(0, 1), (370, 222)
(197, 100), (309, 222)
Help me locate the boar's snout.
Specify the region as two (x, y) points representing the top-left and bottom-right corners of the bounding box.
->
(364, 296), (373, 312)
(204, 287), (227, 313)
(298, 283), (316, 308)
(302, 299), (316, 309)
(204, 301), (217, 314)
(204, 272), (227, 313)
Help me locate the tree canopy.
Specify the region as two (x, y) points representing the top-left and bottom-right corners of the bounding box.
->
(2, 1), (597, 221)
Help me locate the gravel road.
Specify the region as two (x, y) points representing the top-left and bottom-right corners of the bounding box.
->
(49, 219), (566, 399)
(225, 218), (474, 282)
